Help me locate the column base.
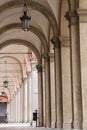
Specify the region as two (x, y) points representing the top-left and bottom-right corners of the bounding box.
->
(39, 122), (43, 127)
(21, 121), (24, 123)
(73, 121), (82, 129)
(63, 122), (72, 129)
(51, 121), (56, 128)
(83, 121), (87, 130)
(56, 121), (62, 128)
(45, 122), (51, 128)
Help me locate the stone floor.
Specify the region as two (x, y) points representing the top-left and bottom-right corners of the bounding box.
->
(0, 124), (83, 130)
(0, 124), (48, 130)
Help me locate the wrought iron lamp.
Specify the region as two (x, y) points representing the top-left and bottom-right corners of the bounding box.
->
(1, 92), (6, 96)
(20, 0), (31, 31)
(3, 61), (8, 88)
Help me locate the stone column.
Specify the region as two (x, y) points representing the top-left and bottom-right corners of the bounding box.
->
(10, 99), (12, 123)
(65, 10), (82, 129)
(51, 37), (63, 128)
(17, 88), (21, 123)
(42, 65), (46, 127)
(24, 78), (28, 123)
(11, 97), (14, 123)
(49, 53), (56, 128)
(27, 72), (32, 125)
(13, 95), (16, 123)
(36, 64), (43, 126)
(31, 62), (38, 126)
(12, 97), (14, 122)
(20, 83), (24, 123)
(9, 101), (11, 123)
(22, 81), (24, 123)
(15, 92), (18, 123)
(10, 100), (12, 123)
(44, 55), (51, 127)
(77, 9), (87, 129)
(7, 102), (10, 123)
(60, 37), (72, 129)
(27, 73), (29, 124)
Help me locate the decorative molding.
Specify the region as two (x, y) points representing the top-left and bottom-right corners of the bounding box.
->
(59, 36), (70, 47)
(49, 53), (54, 62)
(51, 36), (60, 48)
(31, 62), (37, 71)
(43, 54), (50, 62)
(77, 9), (87, 23)
(36, 64), (42, 72)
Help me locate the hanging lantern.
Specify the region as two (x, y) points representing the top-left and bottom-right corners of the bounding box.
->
(3, 80), (8, 88)
(20, 0), (31, 31)
(3, 61), (8, 88)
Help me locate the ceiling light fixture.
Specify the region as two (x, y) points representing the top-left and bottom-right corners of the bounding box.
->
(20, 0), (31, 31)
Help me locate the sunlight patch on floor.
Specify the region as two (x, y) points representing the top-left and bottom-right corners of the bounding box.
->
(0, 123), (30, 128)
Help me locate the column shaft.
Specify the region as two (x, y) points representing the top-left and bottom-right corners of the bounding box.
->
(28, 72), (32, 125)
(20, 84), (24, 123)
(24, 78), (28, 123)
(61, 38), (72, 129)
(51, 37), (63, 128)
(50, 54), (56, 128)
(36, 64), (43, 126)
(44, 55), (51, 127)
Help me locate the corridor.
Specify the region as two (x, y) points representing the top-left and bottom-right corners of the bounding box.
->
(0, 0), (87, 130)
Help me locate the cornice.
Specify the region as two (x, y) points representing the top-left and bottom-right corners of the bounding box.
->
(59, 37), (70, 47)
(77, 9), (87, 22)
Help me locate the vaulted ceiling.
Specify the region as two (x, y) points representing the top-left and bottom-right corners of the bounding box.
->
(0, 0), (60, 101)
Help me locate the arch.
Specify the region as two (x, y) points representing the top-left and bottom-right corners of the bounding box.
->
(0, 39), (42, 64)
(0, 0), (58, 36)
(0, 55), (23, 77)
(0, 23), (48, 53)
(0, 87), (11, 102)
(0, 56), (23, 97)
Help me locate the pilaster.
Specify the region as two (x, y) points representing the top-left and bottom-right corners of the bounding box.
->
(77, 8), (87, 130)
(60, 36), (72, 129)
(65, 10), (82, 129)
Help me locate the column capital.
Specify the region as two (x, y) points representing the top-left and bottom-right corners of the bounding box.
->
(36, 64), (42, 72)
(31, 61), (37, 71)
(23, 77), (27, 82)
(49, 53), (54, 62)
(51, 36), (60, 48)
(65, 10), (79, 26)
(27, 71), (32, 77)
(43, 54), (50, 62)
